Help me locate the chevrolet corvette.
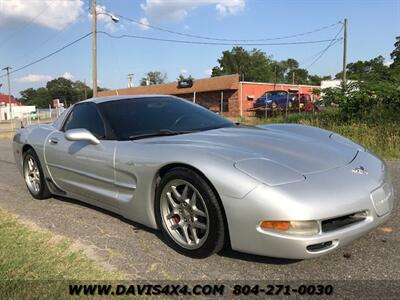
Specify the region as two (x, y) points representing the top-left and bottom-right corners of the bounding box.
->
(13, 95), (394, 259)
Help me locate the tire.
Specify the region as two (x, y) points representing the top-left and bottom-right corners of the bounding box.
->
(271, 101), (277, 109)
(23, 149), (51, 199)
(155, 167), (225, 258)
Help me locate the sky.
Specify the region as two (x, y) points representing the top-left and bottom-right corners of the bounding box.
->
(0, 0), (399, 96)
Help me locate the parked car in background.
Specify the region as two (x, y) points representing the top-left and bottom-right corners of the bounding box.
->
(292, 93), (316, 112)
(30, 112), (38, 120)
(253, 90), (294, 110)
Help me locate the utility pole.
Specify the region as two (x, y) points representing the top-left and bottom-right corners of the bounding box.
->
(127, 73), (134, 88)
(2, 66), (12, 121)
(92, 0), (97, 97)
(342, 18), (348, 88)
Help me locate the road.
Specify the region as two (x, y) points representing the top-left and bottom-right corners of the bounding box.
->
(0, 139), (398, 281)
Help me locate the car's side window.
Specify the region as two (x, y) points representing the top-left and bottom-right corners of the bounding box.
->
(62, 103), (106, 138)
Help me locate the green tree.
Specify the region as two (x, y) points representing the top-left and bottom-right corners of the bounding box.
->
(335, 56), (390, 81)
(211, 46), (252, 80)
(286, 68), (309, 84)
(246, 49), (274, 82)
(177, 74), (194, 81)
(390, 36), (400, 67)
(212, 47), (278, 82)
(72, 80), (93, 101)
(19, 78), (106, 108)
(20, 88), (37, 104)
(46, 77), (75, 105)
(211, 47), (329, 84)
(140, 71), (167, 86)
(308, 75), (332, 86)
(20, 87), (52, 108)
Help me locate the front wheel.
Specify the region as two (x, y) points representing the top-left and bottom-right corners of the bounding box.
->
(23, 149), (51, 199)
(155, 167), (225, 258)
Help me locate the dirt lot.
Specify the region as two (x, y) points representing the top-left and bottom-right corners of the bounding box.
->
(0, 140), (398, 281)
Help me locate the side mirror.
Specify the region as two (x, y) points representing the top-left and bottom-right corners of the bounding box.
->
(65, 128), (100, 145)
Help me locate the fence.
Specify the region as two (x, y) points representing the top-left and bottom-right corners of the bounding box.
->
(0, 108), (64, 135)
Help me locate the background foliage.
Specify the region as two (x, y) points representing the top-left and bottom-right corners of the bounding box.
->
(20, 78), (108, 108)
(243, 36), (400, 159)
(211, 46), (331, 85)
(321, 36), (400, 122)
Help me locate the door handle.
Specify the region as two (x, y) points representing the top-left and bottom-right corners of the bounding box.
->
(49, 138), (59, 145)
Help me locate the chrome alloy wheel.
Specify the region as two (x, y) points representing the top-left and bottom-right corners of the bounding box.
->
(160, 179), (210, 249)
(24, 155), (41, 195)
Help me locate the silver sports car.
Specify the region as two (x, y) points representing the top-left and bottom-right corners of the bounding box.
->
(13, 95), (394, 259)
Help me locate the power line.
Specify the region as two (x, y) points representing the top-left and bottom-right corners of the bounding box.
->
(1, 3), (76, 63)
(304, 25), (344, 70)
(0, 32), (92, 78)
(11, 23), (73, 66)
(0, 22), (342, 78)
(98, 31), (341, 46)
(301, 38), (342, 66)
(116, 14), (342, 42)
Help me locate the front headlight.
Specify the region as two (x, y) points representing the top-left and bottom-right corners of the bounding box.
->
(260, 220), (320, 236)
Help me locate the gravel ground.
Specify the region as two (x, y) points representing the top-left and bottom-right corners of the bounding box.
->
(0, 139), (398, 281)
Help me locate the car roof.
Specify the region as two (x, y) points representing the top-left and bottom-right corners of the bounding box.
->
(81, 94), (177, 105)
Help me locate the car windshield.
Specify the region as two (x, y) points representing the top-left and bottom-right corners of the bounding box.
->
(98, 97), (234, 140)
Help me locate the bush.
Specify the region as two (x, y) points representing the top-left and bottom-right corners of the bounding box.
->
(245, 109), (400, 159)
(321, 81), (400, 122)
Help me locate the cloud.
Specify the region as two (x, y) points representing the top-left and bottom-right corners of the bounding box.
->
(18, 74), (53, 83)
(204, 69), (213, 76)
(180, 69), (188, 74)
(216, 0), (245, 16)
(0, 0), (84, 30)
(140, 0), (245, 22)
(62, 72), (73, 80)
(137, 17), (151, 31)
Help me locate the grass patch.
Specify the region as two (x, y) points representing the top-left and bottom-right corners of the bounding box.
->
(241, 109), (400, 159)
(0, 209), (123, 298)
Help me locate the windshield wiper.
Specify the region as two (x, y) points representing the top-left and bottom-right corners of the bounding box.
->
(128, 129), (196, 140)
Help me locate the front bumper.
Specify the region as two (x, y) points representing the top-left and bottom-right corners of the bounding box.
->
(223, 151), (394, 259)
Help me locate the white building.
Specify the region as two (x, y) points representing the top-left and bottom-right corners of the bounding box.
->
(0, 104), (36, 121)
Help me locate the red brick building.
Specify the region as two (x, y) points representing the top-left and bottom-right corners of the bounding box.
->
(98, 74), (319, 118)
(0, 93), (21, 106)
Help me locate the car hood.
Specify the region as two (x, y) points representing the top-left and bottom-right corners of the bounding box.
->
(141, 126), (358, 175)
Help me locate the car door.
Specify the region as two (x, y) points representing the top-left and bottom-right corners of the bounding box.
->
(44, 102), (118, 211)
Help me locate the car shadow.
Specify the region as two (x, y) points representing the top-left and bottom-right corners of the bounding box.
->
(52, 195), (301, 266)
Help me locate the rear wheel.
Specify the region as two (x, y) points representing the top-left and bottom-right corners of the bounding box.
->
(155, 167), (225, 258)
(23, 149), (51, 199)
